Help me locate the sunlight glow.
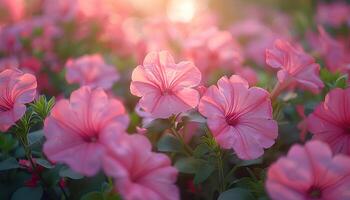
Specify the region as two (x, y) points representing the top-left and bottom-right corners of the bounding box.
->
(167, 0), (197, 23)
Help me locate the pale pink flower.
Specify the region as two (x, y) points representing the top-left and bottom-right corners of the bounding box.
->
(103, 133), (179, 200)
(184, 27), (242, 75)
(235, 67), (258, 86)
(0, 69), (37, 132)
(43, 86), (129, 176)
(266, 140), (350, 200)
(198, 75), (278, 160)
(266, 39), (324, 94)
(65, 54), (119, 90)
(307, 88), (350, 155)
(130, 51), (201, 119)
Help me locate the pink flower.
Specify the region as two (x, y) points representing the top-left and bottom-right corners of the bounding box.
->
(235, 66), (258, 86)
(0, 69), (37, 132)
(316, 2), (350, 27)
(103, 133), (179, 200)
(184, 27), (242, 75)
(43, 86), (129, 176)
(296, 105), (308, 142)
(307, 88), (350, 155)
(130, 51), (201, 119)
(266, 140), (350, 200)
(266, 39), (324, 94)
(315, 27), (349, 73)
(65, 54), (119, 90)
(198, 75), (278, 160)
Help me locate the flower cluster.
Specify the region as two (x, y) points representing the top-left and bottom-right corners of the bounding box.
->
(1, 1), (350, 200)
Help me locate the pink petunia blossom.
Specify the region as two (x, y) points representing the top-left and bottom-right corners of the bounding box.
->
(43, 86), (129, 176)
(0, 69), (37, 132)
(307, 88), (350, 155)
(184, 27), (242, 76)
(266, 140), (350, 200)
(316, 2), (350, 27)
(309, 27), (350, 73)
(130, 51), (201, 119)
(103, 133), (179, 200)
(65, 54), (119, 90)
(266, 39), (324, 94)
(198, 75), (278, 160)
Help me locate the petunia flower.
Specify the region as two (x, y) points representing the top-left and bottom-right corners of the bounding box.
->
(103, 133), (179, 200)
(266, 140), (350, 200)
(307, 88), (350, 155)
(65, 54), (119, 90)
(43, 86), (129, 176)
(198, 75), (278, 160)
(266, 39), (324, 97)
(130, 50), (201, 119)
(0, 69), (37, 132)
(184, 27), (242, 76)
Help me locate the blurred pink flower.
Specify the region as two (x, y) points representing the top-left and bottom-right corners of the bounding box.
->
(130, 51), (201, 119)
(309, 27), (350, 73)
(184, 27), (242, 76)
(43, 86), (129, 176)
(0, 0), (24, 23)
(316, 2), (350, 27)
(266, 39), (324, 95)
(235, 66), (258, 86)
(307, 88), (350, 155)
(0, 69), (37, 132)
(103, 133), (179, 200)
(198, 75), (278, 160)
(266, 140), (350, 200)
(65, 54), (119, 90)
(296, 105), (308, 142)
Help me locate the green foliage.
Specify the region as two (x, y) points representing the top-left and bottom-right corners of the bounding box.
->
(30, 95), (55, 121)
(218, 188), (255, 200)
(0, 158), (19, 171)
(157, 134), (183, 153)
(11, 187), (43, 200)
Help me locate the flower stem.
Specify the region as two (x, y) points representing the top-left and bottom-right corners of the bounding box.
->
(170, 127), (193, 156)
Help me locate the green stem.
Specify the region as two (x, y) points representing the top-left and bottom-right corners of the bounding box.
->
(216, 149), (225, 192)
(170, 127), (193, 156)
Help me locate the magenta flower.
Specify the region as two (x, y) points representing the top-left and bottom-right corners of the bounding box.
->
(266, 141), (350, 200)
(130, 51), (201, 119)
(0, 69), (37, 132)
(266, 39), (324, 95)
(198, 75), (278, 160)
(103, 133), (179, 200)
(307, 88), (350, 155)
(65, 54), (119, 90)
(43, 86), (129, 176)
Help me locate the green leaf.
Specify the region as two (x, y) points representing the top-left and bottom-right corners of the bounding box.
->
(157, 134), (182, 153)
(11, 187), (43, 200)
(335, 74), (348, 88)
(0, 158), (19, 171)
(193, 163), (215, 184)
(193, 144), (210, 158)
(28, 130), (44, 147)
(80, 191), (104, 200)
(59, 166), (84, 179)
(218, 188), (255, 200)
(36, 158), (54, 169)
(175, 157), (204, 174)
(0, 134), (18, 152)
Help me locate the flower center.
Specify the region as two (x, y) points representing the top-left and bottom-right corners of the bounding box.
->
(0, 96), (13, 112)
(226, 113), (239, 126)
(83, 134), (99, 143)
(307, 186), (322, 199)
(162, 88), (173, 96)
